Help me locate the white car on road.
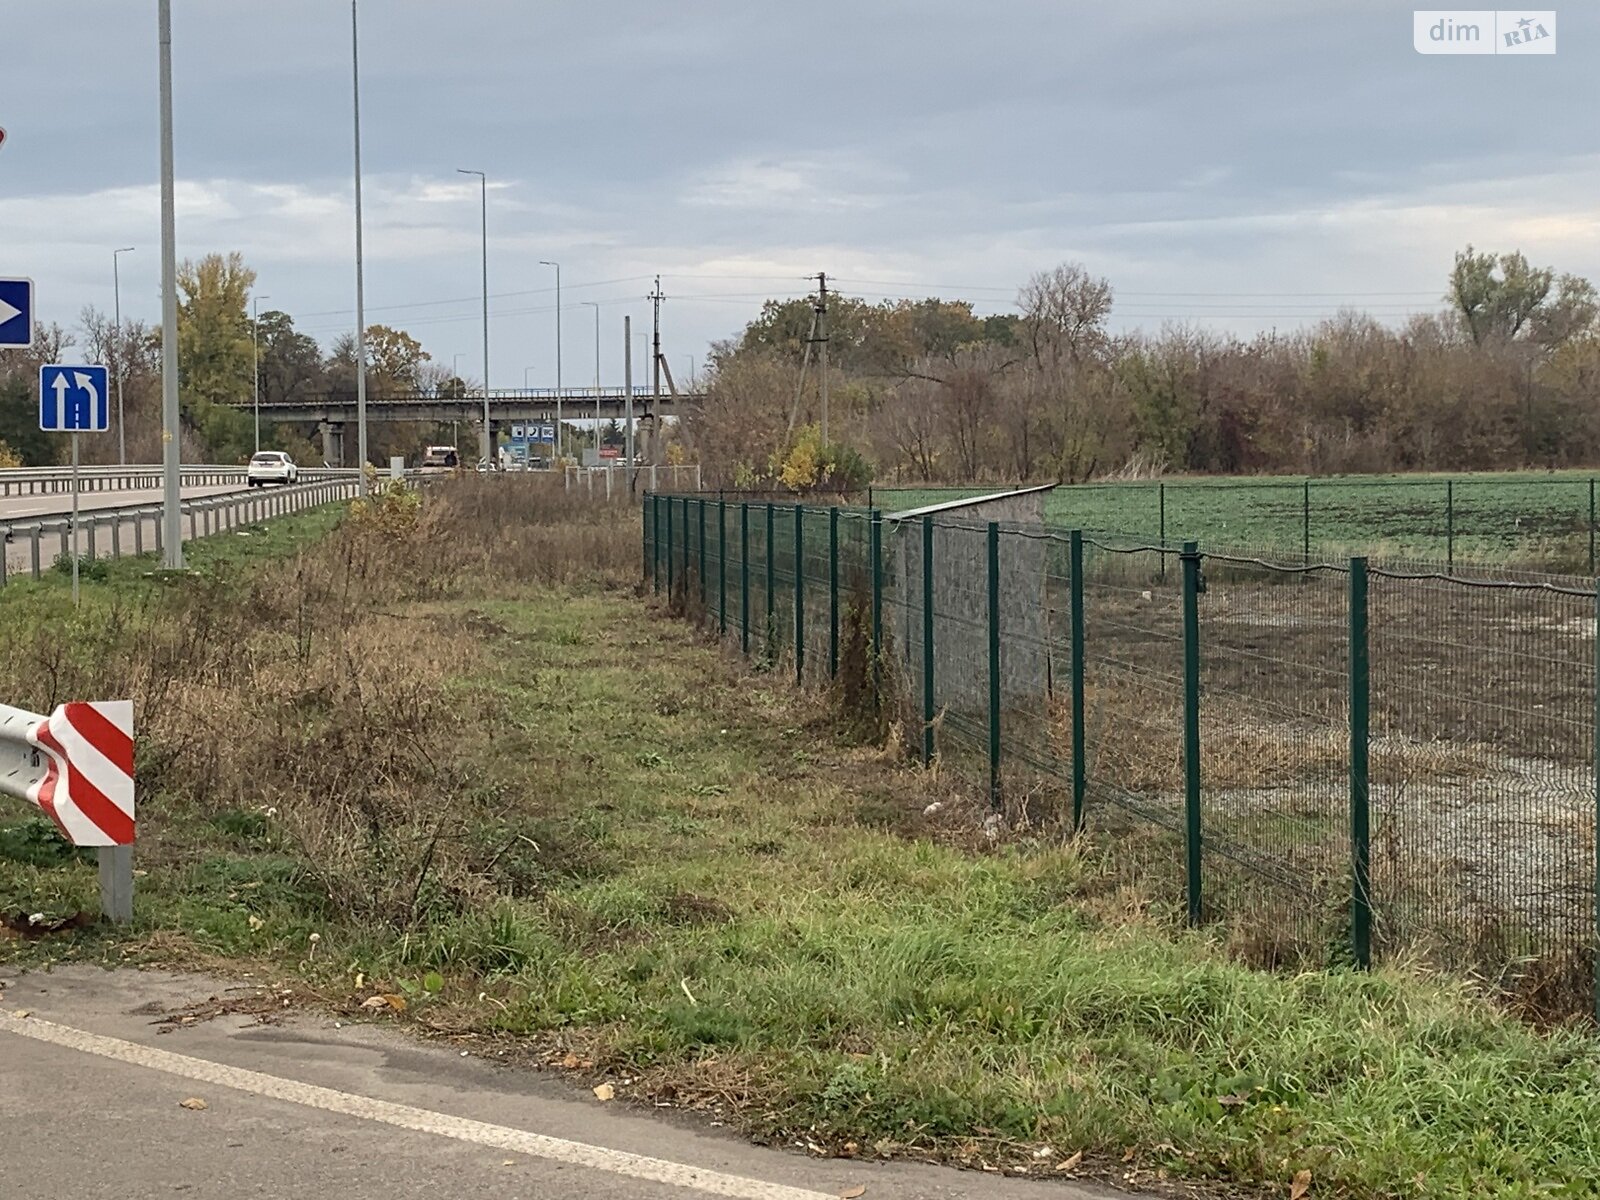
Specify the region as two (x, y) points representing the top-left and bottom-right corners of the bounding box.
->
(247, 451), (299, 487)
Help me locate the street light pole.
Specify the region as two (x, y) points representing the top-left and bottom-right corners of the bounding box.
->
(252, 293), (270, 453)
(458, 169), (489, 466)
(157, 0), (182, 569)
(112, 246), (134, 466)
(351, 0), (369, 490)
(540, 260), (561, 460)
(582, 300), (600, 463)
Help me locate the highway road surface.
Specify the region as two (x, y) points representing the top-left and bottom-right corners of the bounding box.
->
(0, 968), (1111, 1200)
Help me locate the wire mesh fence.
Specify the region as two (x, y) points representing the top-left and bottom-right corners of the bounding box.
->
(872, 474), (1600, 574)
(643, 491), (1600, 1021)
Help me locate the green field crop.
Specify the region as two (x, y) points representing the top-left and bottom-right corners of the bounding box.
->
(873, 470), (1600, 570)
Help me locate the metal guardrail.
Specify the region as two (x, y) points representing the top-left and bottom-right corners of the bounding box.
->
(0, 465), (359, 498)
(1, 698), (136, 922)
(0, 477), (362, 586)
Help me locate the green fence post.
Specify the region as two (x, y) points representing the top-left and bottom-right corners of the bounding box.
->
(1302, 479), (1311, 563)
(1070, 530), (1087, 831)
(719, 500), (728, 636)
(681, 498), (691, 605)
(1181, 540), (1203, 927)
(1589, 478), (1595, 576)
(698, 498), (708, 614)
(987, 521), (1001, 812)
(1594, 578), (1600, 1023)
(922, 515), (936, 767)
(666, 496), (675, 602)
(1349, 556), (1372, 970)
(643, 494), (651, 582)
(1446, 480), (1455, 570)
(740, 503), (751, 655)
(765, 502), (776, 658)
(794, 505), (806, 683)
(871, 509), (883, 708)
(1158, 483), (1167, 583)
(828, 507), (840, 679)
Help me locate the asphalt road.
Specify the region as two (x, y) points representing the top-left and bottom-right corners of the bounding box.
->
(0, 968), (1111, 1200)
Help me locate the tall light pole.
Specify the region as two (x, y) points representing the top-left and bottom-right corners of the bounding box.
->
(158, 0), (182, 568)
(582, 300), (601, 462)
(458, 168), (490, 466)
(351, 0), (369, 490)
(540, 260), (561, 460)
(251, 293), (270, 452)
(112, 246), (134, 466)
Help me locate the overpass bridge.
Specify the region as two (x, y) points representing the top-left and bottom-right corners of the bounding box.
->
(230, 387), (698, 463)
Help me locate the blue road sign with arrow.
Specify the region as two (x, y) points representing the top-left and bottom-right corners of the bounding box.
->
(0, 277), (33, 349)
(39, 365), (111, 433)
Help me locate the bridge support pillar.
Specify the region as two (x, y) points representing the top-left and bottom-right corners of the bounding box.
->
(320, 421), (345, 468)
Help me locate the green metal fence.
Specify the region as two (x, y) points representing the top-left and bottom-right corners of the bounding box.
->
(643, 492), (1600, 1021)
(872, 475), (1600, 573)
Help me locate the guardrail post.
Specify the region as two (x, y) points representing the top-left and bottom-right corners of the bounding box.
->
(1349, 556), (1371, 970)
(98, 845), (133, 925)
(740, 503), (751, 654)
(1070, 529), (1087, 831)
(111, 516), (121, 561)
(987, 521), (1001, 812)
(30, 529), (40, 579)
(135, 514), (144, 558)
(718, 500), (727, 637)
(828, 507), (839, 679)
(794, 505), (805, 682)
(922, 514), (935, 767)
(1181, 540), (1203, 926)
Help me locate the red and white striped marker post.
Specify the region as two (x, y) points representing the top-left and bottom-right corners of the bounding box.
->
(0, 700), (136, 922)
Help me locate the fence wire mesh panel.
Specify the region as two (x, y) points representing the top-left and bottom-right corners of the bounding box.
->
(645, 492), (1600, 1019)
(1072, 536), (1190, 905)
(1195, 553), (1352, 957)
(1368, 569), (1596, 1016)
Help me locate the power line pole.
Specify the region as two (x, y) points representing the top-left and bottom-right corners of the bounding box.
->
(815, 272), (830, 445)
(649, 275), (665, 465)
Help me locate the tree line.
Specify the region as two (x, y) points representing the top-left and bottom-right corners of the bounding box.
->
(0, 253), (469, 468)
(685, 247), (1600, 489)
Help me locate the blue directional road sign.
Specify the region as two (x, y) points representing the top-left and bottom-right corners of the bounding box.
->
(0, 277), (33, 349)
(39, 365), (111, 433)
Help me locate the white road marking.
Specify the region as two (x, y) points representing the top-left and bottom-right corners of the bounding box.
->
(0, 1011), (835, 1200)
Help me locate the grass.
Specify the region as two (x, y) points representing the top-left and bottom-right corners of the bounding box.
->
(875, 468), (1600, 569)
(4, 481), (1600, 1198)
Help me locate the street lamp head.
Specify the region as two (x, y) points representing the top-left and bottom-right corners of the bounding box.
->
(115, 246), (135, 255)
(457, 168), (484, 178)
(540, 260), (559, 267)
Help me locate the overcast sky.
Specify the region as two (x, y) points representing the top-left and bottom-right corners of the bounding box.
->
(2, 1), (1596, 388)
